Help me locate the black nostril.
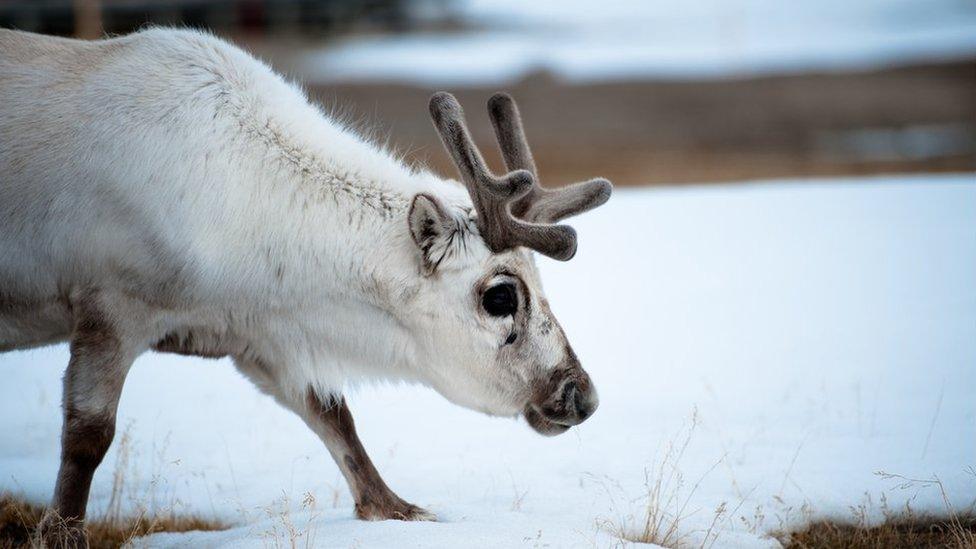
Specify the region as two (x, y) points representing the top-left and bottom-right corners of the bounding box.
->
(573, 387), (589, 420)
(561, 381), (580, 415)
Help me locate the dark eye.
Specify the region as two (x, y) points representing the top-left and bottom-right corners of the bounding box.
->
(482, 283), (518, 317)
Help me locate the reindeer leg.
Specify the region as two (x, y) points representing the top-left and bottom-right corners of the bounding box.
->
(303, 390), (434, 521)
(37, 302), (139, 548)
(232, 354), (434, 521)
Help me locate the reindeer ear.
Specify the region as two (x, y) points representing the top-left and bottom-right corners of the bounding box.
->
(408, 193), (455, 275)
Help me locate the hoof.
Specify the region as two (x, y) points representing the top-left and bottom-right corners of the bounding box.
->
(355, 498), (436, 522)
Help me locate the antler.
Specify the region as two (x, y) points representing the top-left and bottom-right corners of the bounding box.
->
(429, 92), (612, 261)
(487, 93), (613, 224)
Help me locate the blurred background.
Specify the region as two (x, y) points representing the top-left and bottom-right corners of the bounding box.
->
(2, 0), (973, 186)
(1, 4), (974, 547)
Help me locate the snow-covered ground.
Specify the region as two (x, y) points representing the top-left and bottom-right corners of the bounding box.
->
(1, 173), (974, 548)
(297, 0), (976, 85)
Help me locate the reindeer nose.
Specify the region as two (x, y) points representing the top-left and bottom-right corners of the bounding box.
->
(561, 381), (588, 421)
(524, 371), (598, 436)
(570, 381), (598, 422)
(543, 379), (598, 427)
(567, 382), (591, 421)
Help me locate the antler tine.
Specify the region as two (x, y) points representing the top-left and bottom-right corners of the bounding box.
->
(429, 92), (532, 200)
(486, 92), (538, 176)
(487, 92), (613, 224)
(429, 92), (578, 261)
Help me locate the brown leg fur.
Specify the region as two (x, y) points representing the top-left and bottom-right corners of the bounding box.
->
(303, 390), (435, 521)
(37, 303), (137, 548)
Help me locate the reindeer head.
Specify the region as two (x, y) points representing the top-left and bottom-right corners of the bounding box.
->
(404, 92), (611, 436)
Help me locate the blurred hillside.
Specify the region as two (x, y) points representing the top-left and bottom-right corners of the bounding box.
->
(297, 65), (975, 186)
(2, 0), (974, 185)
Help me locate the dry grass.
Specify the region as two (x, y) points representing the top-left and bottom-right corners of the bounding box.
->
(257, 491), (322, 549)
(785, 514), (976, 549)
(780, 471), (976, 549)
(595, 407), (975, 549)
(596, 408), (731, 549)
(0, 424), (226, 548)
(0, 495), (226, 549)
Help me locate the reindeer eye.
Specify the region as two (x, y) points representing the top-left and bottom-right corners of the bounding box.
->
(482, 283), (517, 317)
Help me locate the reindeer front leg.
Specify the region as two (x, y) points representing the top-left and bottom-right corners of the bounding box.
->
(234, 355), (434, 521)
(300, 390), (435, 521)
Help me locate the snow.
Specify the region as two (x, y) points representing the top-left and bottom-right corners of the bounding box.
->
(296, 0), (976, 85)
(1, 173), (974, 548)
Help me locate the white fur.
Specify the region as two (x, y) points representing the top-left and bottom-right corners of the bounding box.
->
(0, 28), (572, 418)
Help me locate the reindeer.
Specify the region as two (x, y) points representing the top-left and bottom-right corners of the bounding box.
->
(0, 28), (611, 546)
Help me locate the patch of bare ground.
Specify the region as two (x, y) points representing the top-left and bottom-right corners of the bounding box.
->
(0, 494), (226, 549)
(783, 513), (976, 549)
(779, 472), (976, 549)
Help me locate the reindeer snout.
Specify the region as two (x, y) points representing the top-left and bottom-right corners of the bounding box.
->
(524, 369), (599, 436)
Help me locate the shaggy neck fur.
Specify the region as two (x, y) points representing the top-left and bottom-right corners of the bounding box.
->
(197, 36), (481, 391)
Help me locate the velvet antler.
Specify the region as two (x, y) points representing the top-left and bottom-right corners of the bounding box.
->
(429, 92), (612, 261)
